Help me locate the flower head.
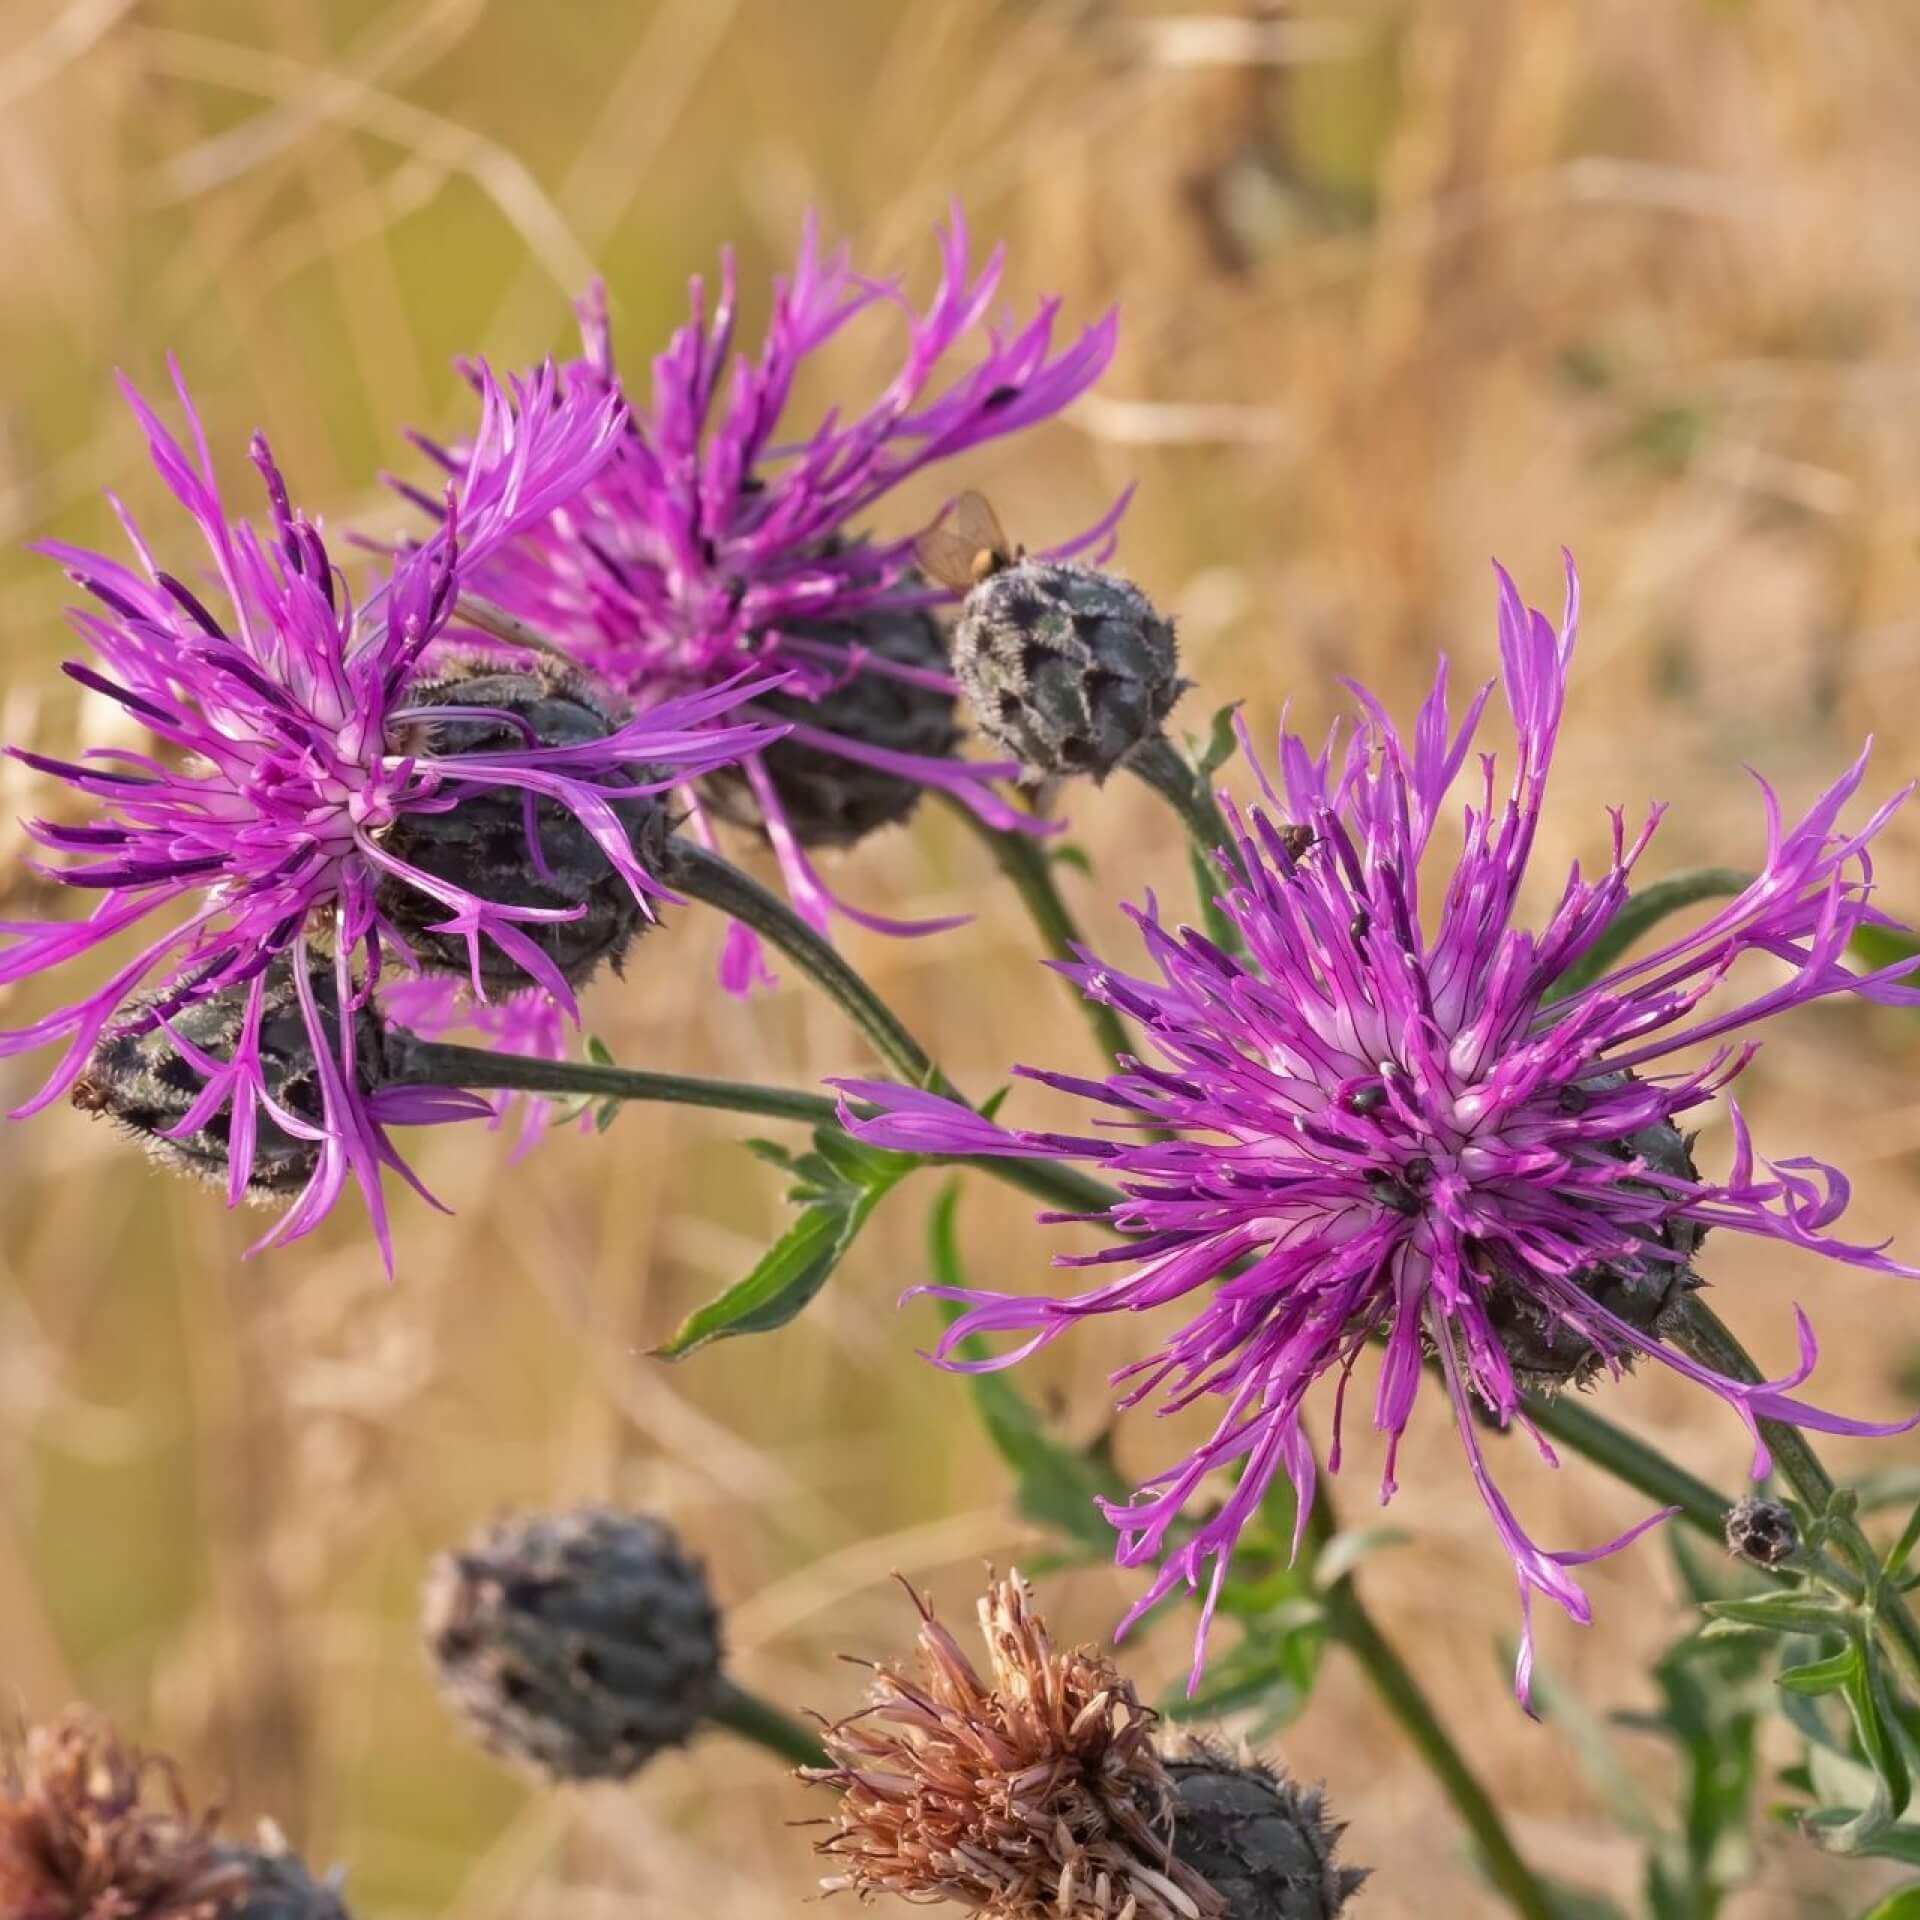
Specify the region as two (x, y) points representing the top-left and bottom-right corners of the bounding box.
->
(804, 1571), (1224, 1919)
(839, 558), (1920, 1706)
(0, 1710), (234, 1920)
(418, 212), (1120, 990)
(3, 365), (779, 1267)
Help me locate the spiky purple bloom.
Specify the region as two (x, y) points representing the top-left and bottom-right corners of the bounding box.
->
(837, 558), (1920, 1706)
(2, 365), (780, 1267)
(414, 211), (1119, 991)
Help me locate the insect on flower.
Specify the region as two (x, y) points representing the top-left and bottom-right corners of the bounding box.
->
(1, 364), (782, 1268)
(837, 556), (1920, 1706)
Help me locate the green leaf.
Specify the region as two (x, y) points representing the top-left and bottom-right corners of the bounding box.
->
(1048, 843), (1095, 878)
(1311, 1526), (1411, 1591)
(1846, 1647), (1912, 1824)
(1703, 1592), (1850, 1636)
(929, 1185), (1128, 1555)
(1779, 1646), (1864, 1696)
(1158, 1603), (1327, 1735)
(1549, 869), (1753, 1002)
(1188, 700), (1246, 780)
(652, 1129), (912, 1357)
(1885, 1498), (1920, 1581)
(1849, 923), (1920, 987)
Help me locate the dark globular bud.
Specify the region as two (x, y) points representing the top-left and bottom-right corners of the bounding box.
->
(70, 957), (382, 1199)
(952, 560), (1185, 781)
(1725, 1497), (1800, 1570)
(214, 1840), (353, 1920)
(1162, 1735), (1367, 1920)
(699, 603), (959, 847)
(1484, 1095), (1706, 1393)
(379, 657), (669, 993)
(422, 1506), (723, 1783)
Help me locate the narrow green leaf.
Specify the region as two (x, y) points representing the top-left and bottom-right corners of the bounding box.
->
(1885, 1498), (1920, 1581)
(1779, 1646), (1863, 1696)
(1048, 843), (1095, 877)
(1849, 923), (1920, 986)
(653, 1135), (911, 1357)
(1189, 700), (1246, 780)
(1549, 869), (1753, 1002)
(1860, 1884), (1920, 1920)
(1848, 1649), (1913, 1823)
(585, 1034), (615, 1065)
(1311, 1526), (1411, 1591)
(1703, 1592), (1850, 1635)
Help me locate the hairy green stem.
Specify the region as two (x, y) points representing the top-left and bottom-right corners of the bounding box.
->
(1304, 1485), (1557, 1920)
(1672, 1297), (1920, 1690)
(1522, 1388), (1741, 1554)
(669, 838), (936, 1085)
(706, 1674), (826, 1768)
(1123, 734), (1237, 949)
(937, 794), (1132, 1067)
(386, 1041), (1120, 1219)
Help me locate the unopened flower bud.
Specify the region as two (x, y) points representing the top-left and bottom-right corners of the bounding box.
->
(700, 602), (959, 847)
(379, 658), (668, 993)
(422, 1506), (722, 1782)
(1162, 1736), (1366, 1920)
(1725, 1497), (1799, 1569)
(952, 560), (1184, 781)
(1484, 1102), (1704, 1391)
(215, 1836), (352, 1920)
(71, 959), (384, 1198)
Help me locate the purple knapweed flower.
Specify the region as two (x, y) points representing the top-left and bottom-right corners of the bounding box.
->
(837, 558), (1920, 1705)
(1, 363), (780, 1267)
(407, 211), (1120, 991)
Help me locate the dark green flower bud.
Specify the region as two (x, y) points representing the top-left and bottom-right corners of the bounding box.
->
(216, 1839), (353, 1920)
(953, 560), (1184, 781)
(700, 604), (959, 847)
(71, 958), (382, 1198)
(1164, 1736), (1366, 1920)
(380, 657), (668, 994)
(423, 1507), (723, 1783)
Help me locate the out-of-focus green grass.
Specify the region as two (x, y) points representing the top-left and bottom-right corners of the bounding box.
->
(4, 3), (1920, 1915)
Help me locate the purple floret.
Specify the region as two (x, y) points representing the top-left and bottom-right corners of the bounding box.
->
(836, 556), (1920, 1705)
(2, 363), (781, 1268)
(416, 210), (1120, 990)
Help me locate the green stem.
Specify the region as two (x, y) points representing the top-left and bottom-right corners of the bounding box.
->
(1123, 735), (1237, 949)
(1671, 1297), (1920, 1691)
(385, 1041), (1121, 1220)
(1303, 1488), (1557, 1920)
(938, 794), (1132, 1067)
(706, 1674), (825, 1768)
(1522, 1389), (1742, 1555)
(669, 838), (936, 1086)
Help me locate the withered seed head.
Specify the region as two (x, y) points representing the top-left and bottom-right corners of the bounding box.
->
(804, 1570), (1226, 1919)
(422, 1506), (724, 1783)
(0, 1710), (347, 1920)
(1161, 1736), (1366, 1919)
(377, 656), (670, 994)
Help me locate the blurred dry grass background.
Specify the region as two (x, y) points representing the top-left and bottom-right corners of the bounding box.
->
(3, 1), (1920, 1913)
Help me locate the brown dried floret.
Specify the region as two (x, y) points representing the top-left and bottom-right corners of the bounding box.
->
(0, 1709), (243, 1920)
(803, 1571), (1226, 1919)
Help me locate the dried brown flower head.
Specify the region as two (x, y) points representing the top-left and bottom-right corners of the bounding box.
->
(0, 1709), (241, 1920)
(804, 1571), (1227, 1919)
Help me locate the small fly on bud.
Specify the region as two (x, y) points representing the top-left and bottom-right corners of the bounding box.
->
(914, 489), (1021, 590)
